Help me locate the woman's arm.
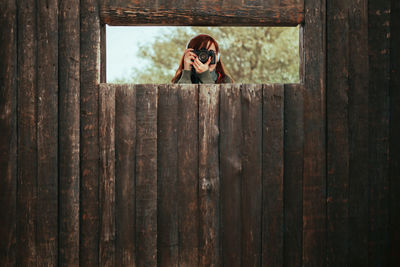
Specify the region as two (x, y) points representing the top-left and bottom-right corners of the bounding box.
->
(176, 70), (192, 84)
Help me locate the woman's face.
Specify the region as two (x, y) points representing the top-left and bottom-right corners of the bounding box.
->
(207, 42), (217, 72)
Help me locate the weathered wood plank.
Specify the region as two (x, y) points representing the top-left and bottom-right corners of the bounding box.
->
(100, 0), (304, 26)
(177, 84), (199, 266)
(302, 0), (327, 265)
(16, 0), (37, 265)
(326, 1), (350, 266)
(198, 84), (220, 266)
(368, 0), (391, 265)
(59, 0), (80, 264)
(389, 1), (400, 265)
(241, 84), (262, 267)
(99, 84), (116, 266)
(37, 0), (58, 265)
(101, 23), (107, 83)
(262, 84), (284, 266)
(135, 84), (158, 266)
(347, 0), (369, 266)
(283, 84), (304, 267)
(80, 0), (101, 264)
(157, 84), (179, 267)
(0, 0), (17, 265)
(220, 84), (242, 266)
(115, 84), (136, 266)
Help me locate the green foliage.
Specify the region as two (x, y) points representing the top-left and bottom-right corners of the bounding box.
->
(111, 26), (299, 84)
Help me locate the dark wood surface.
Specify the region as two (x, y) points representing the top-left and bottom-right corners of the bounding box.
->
(1, 0), (400, 265)
(302, 0), (327, 266)
(135, 84), (158, 266)
(157, 84), (179, 266)
(262, 84), (284, 266)
(198, 84), (220, 266)
(80, 0), (101, 265)
(115, 85), (137, 266)
(389, 1), (400, 265)
(220, 84), (242, 266)
(368, 0), (391, 265)
(283, 84), (304, 267)
(59, 0), (80, 265)
(0, 0), (17, 265)
(99, 84), (116, 266)
(100, 0), (304, 26)
(16, 0), (38, 265)
(326, 1), (351, 266)
(176, 84), (199, 266)
(240, 84), (262, 267)
(37, 0), (58, 265)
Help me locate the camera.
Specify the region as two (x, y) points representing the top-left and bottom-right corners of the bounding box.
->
(194, 48), (216, 64)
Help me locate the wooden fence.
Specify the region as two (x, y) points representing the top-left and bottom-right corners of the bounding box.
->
(98, 83), (303, 266)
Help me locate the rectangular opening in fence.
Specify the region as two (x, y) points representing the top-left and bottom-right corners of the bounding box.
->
(106, 25), (300, 84)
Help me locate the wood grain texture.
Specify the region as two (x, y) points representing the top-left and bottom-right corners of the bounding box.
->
(0, 0), (17, 265)
(389, 1), (400, 265)
(220, 84), (242, 266)
(16, 0), (37, 265)
(326, 1), (350, 266)
(198, 84), (220, 267)
(101, 23), (107, 83)
(262, 84), (284, 266)
(80, 0), (101, 264)
(37, 0), (59, 265)
(347, 0), (369, 266)
(135, 84), (158, 266)
(241, 84), (262, 267)
(368, 0), (391, 265)
(176, 84), (199, 266)
(302, 0), (327, 265)
(283, 84), (304, 267)
(99, 84), (116, 266)
(115, 84), (136, 266)
(100, 0), (304, 26)
(157, 84), (179, 267)
(59, 0), (80, 264)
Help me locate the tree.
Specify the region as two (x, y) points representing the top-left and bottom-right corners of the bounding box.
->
(111, 26), (299, 84)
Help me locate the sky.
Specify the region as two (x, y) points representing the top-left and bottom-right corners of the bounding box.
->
(106, 25), (162, 82)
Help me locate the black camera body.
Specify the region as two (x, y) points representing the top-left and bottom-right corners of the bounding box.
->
(194, 48), (216, 64)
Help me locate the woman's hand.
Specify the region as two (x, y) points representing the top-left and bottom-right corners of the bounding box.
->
(193, 56), (212, 74)
(183, 49), (197, 71)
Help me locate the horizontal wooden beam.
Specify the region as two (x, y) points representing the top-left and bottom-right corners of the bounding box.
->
(100, 0), (304, 26)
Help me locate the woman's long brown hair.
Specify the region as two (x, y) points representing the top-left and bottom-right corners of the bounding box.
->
(171, 34), (232, 83)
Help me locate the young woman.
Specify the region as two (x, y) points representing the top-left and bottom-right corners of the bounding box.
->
(171, 34), (233, 84)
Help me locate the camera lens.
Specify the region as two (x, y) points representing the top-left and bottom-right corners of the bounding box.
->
(198, 51), (209, 63)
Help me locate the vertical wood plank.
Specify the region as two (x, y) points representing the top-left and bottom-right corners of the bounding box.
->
(262, 84), (284, 267)
(348, 0), (369, 266)
(16, 0), (37, 264)
(99, 84), (116, 266)
(283, 84), (304, 267)
(80, 0), (101, 264)
(100, 23), (106, 83)
(303, 0), (327, 265)
(198, 84), (220, 267)
(389, 0), (400, 265)
(220, 84), (242, 266)
(241, 84), (262, 267)
(37, 0), (58, 265)
(157, 84), (179, 267)
(115, 84), (136, 266)
(59, 0), (80, 264)
(177, 84), (199, 266)
(326, 1), (350, 266)
(135, 84), (158, 266)
(368, 0), (391, 265)
(0, 0), (17, 265)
